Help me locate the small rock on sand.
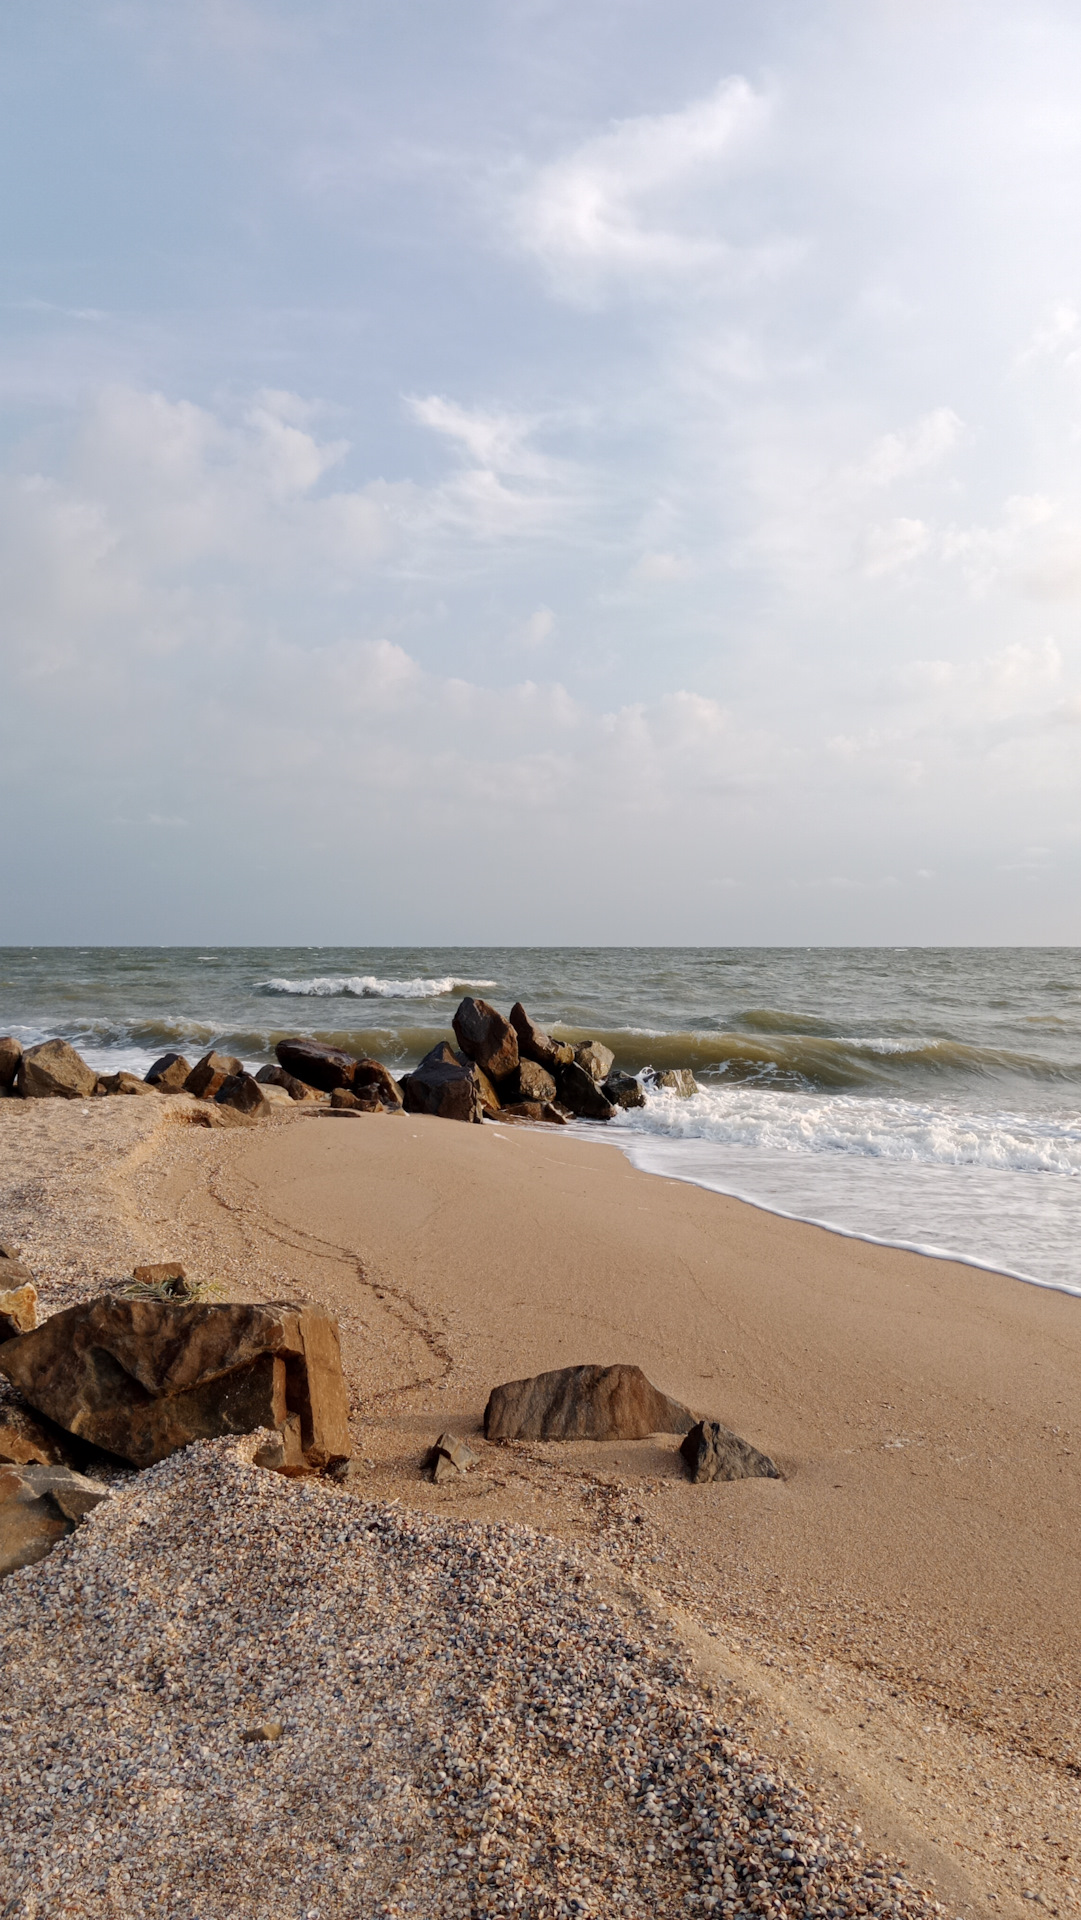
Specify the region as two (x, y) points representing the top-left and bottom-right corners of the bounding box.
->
(679, 1417), (781, 1483)
(484, 1362), (695, 1442)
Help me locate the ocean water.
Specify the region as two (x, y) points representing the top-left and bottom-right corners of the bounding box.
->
(1, 946), (1079, 1298)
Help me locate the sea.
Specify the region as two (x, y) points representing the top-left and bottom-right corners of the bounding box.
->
(2, 946), (1080, 1300)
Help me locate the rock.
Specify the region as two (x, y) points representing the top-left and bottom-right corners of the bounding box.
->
(131, 1264), (190, 1298)
(0, 1036), (22, 1089)
(255, 1063), (321, 1101)
(679, 1419), (781, 1484)
(350, 1058), (404, 1110)
(425, 1430), (479, 1484)
(555, 1060), (616, 1122)
(0, 1243), (24, 1261)
(252, 1414), (307, 1475)
(516, 1058), (557, 1103)
(400, 1043), (483, 1124)
(256, 1084), (293, 1106)
(275, 1038), (356, 1093)
(508, 1003), (574, 1071)
(184, 1051), (244, 1099)
(645, 1067), (698, 1097)
(99, 1070), (159, 1096)
(602, 1069), (645, 1110)
(0, 1401), (75, 1467)
(241, 1721), (283, 1743)
(215, 1071), (271, 1117)
(330, 1087), (361, 1110)
(483, 1363), (695, 1442)
(0, 1283), (38, 1343)
(0, 1463), (110, 1578)
(17, 1039), (98, 1100)
(0, 1297), (352, 1471)
(490, 1101), (567, 1126)
(574, 1040), (615, 1084)
(452, 998), (519, 1083)
(456, 1051), (502, 1114)
(145, 1052), (193, 1093)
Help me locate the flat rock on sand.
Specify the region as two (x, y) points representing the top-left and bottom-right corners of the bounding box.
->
(0, 1437), (942, 1920)
(484, 1362), (695, 1441)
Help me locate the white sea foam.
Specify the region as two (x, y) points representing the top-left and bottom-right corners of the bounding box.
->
(615, 1083), (1081, 1177)
(256, 975), (497, 1000)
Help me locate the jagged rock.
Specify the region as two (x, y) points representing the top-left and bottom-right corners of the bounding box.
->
(508, 1003), (574, 1070)
(645, 1067), (698, 1097)
(400, 1044), (483, 1124)
(452, 998), (519, 1083)
(185, 1051), (244, 1100)
(492, 1101), (567, 1126)
(679, 1419), (781, 1484)
(351, 1058), (404, 1110)
(330, 1087), (362, 1110)
(425, 1430), (479, 1484)
(0, 1400), (75, 1467)
(215, 1071), (271, 1117)
(516, 1058), (557, 1103)
(0, 1463), (110, 1578)
(255, 1063), (320, 1101)
(484, 1363), (695, 1442)
(145, 1052), (193, 1093)
(456, 1051), (502, 1114)
(99, 1071), (159, 1097)
(252, 1415), (307, 1475)
(555, 1060), (616, 1121)
(0, 1282), (38, 1342)
(574, 1040), (615, 1084)
(602, 1069), (645, 1110)
(17, 1039), (97, 1100)
(0, 1297), (352, 1470)
(0, 1037), (22, 1090)
(275, 1038), (356, 1093)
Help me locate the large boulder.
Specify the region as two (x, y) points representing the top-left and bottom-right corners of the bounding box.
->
(0, 1297), (352, 1471)
(456, 1051), (502, 1115)
(0, 1280), (37, 1343)
(602, 1069), (645, 1110)
(555, 1060), (616, 1121)
(0, 1463), (110, 1578)
(17, 1039), (97, 1100)
(400, 1043), (483, 1124)
(215, 1071), (272, 1118)
(574, 1040), (615, 1084)
(275, 1037), (356, 1093)
(452, 998), (518, 1083)
(508, 1003), (573, 1071)
(516, 1058), (557, 1103)
(255, 1063), (321, 1102)
(145, 1052), (193, 1093)
(679, 1420), (781, 1484)
(0, 1036), (22, 1090)
(484, 1363), (694, 1442)
(184, 1051), (244, 1099)
(351, 1058), (404, 1111)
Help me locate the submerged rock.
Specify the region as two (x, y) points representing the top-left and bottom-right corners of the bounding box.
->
(602, 1069), (645, 1110)
(17, 1039), (97, 1101)
(645, 1067), (698, 1097)
(484, 1363), (694, 1442)
(679, 1419), (781, 1484)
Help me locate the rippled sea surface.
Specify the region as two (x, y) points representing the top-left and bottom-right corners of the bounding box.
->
(2, 946), (1079, 1296)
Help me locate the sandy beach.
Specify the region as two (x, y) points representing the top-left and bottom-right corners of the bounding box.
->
(2, 1094), (1079, 1919)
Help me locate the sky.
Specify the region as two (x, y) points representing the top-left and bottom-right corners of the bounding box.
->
(3, 0), (1081, 944)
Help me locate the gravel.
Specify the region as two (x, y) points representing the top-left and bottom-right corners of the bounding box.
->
(0, 1436), (944, 1920)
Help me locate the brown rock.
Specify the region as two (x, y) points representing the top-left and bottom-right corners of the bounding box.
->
(17, 1039), (98, 1100)
(0, 1401), (76, 1467)
(274, 1037), (356, 1093)
(555, 1060), (616, 1121)
(252, 1414), (307, 1474)
(646, 1067), (698, 1097)
(452, 997), (518, 1083)
(131, 1264), (190, 1298)
(0, 1037), (22, 1090)
(400, 1043), (483, 1124)
(145, 1052), (193, 1093)
(215, 1071), (271, 1117)
(99, 1070), (159, 1097)
(350, 1058), (404, 1110)
(508, 1004), (574, 1071)
(679, 1419), (781, 1484)
(255, 1063), (321, 1101)
(602, 1069), (645, 1110)
(330, 1086), (362, 1110)
(484, 1363), (694, 1442)
(490, 1101), (567, 1126)
(0, 1463), (110, 1578)
(0, 1283), (38, 1343)
(185, 1051), (244, 1099)
(456, 1050), (501, 1114)
(516, 1058), (557, 1103)
(0, 1297), (352, 1470)
(574, 1040), (615, 1084)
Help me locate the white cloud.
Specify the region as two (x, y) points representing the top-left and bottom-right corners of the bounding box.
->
(853, 408), (963, 489)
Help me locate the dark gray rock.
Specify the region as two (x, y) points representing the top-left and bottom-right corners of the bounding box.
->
(484, 1363), (694, 1442)
(424, 1430), (479, 1483)
(452, 998), (519, 1083)
(679, 1419), (781, 1484)
(215, 1071), (272, 1117)
(508, 1004), (574, 1070)
(400, 1043), (483, 1124)
(602, 1069), (645, 1110)
(555, 1060), (616, 1121)
(274, 1037), (355, 1093)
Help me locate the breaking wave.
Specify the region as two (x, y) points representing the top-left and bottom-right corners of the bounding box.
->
(256, 975), (497, 1001)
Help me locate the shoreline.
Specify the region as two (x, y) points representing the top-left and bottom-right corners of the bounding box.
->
(2, 1095), (1080, 1919)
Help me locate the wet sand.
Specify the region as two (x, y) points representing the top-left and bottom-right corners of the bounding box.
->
(3, 1095), (1080, 1918)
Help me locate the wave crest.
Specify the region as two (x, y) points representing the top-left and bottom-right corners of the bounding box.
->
(256, 975), (496, 1001)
